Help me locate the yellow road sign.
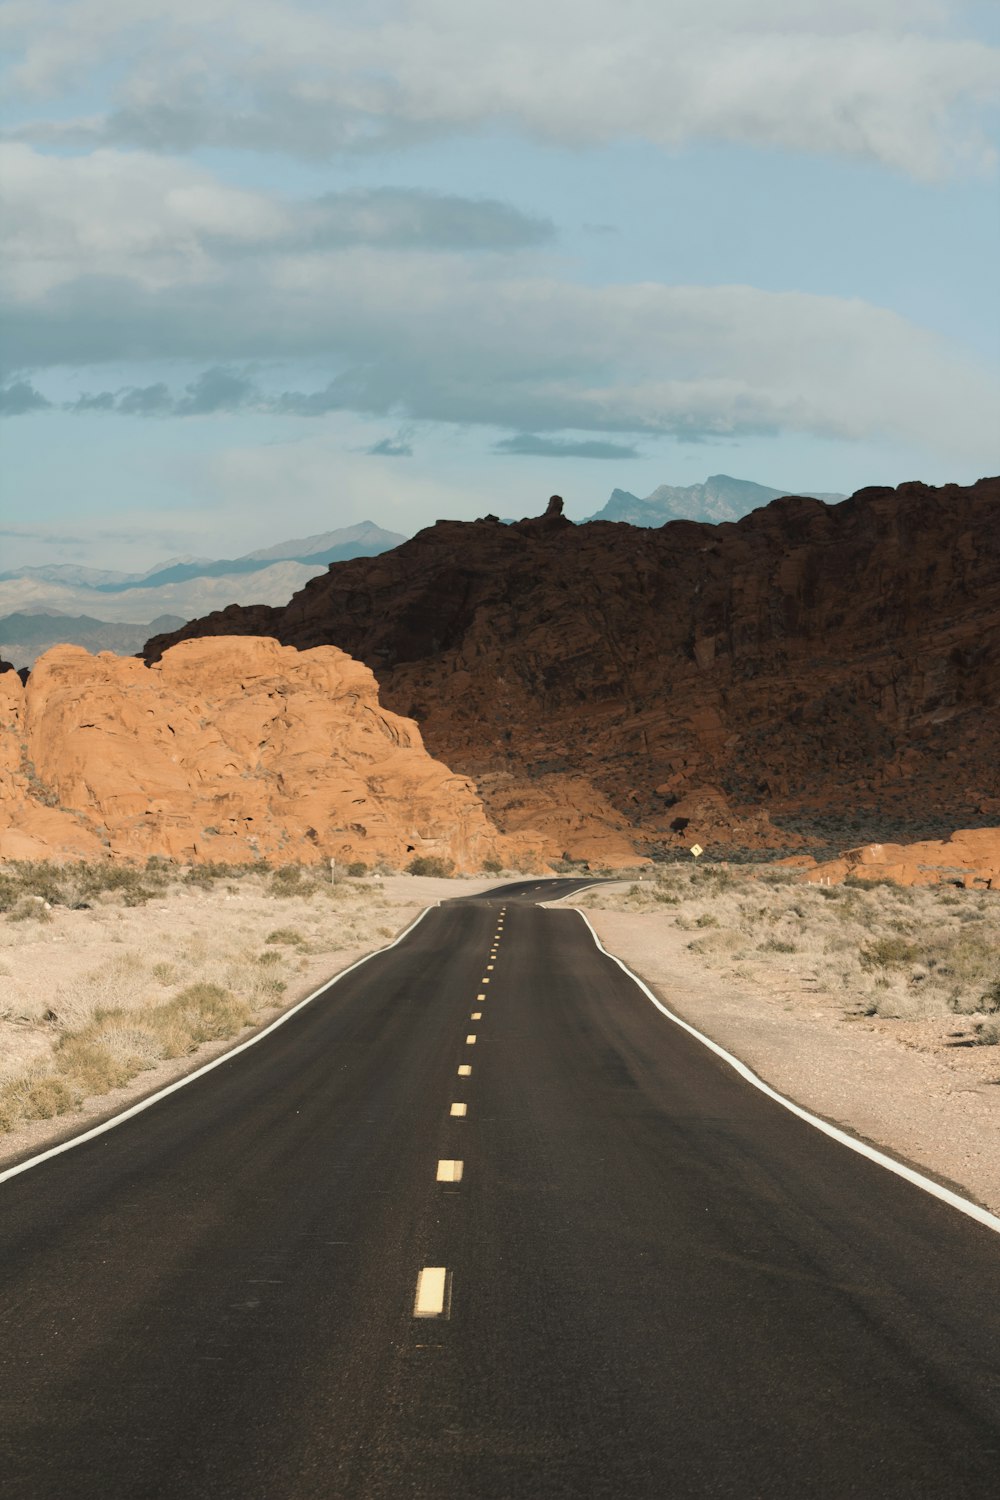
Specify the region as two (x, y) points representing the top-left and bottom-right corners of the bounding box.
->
(690, 844), (703, 858)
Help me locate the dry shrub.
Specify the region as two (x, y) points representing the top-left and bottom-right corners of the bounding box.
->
(8, 897), (52, 924)
(0, 1074), (76, 1131)
(577, 862), (1000, 1026)
(266, 927), (306, 947)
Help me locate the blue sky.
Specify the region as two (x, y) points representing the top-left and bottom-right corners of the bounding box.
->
(1, 0), (998, 570)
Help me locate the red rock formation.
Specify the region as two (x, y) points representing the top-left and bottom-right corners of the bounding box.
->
(804, 829), (1000, 890)
(145, 478), (1000, 856)
(0, 637), (541, 869)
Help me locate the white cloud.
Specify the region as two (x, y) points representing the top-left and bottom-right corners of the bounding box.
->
(0, 146), (549, 299)
(4, 0), (998, 177)
(2, 144), (997, 462)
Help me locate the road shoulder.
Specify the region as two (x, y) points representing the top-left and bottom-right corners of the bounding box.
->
(578, 905), (1000, 1217)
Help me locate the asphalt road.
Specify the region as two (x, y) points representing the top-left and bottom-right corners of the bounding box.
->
(2, 877), (999, 1498)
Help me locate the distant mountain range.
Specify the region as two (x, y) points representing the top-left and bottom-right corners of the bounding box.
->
(0, 612), (187, 669)
(0, 522), (406, 596)
(587, 474), (845, 526)
(0, 522), (407, 654)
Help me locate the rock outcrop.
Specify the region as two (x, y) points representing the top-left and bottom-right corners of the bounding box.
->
(145, 478), (1000, 856)
(0, 637), (538, 868)
(804, 829), (1000, 890)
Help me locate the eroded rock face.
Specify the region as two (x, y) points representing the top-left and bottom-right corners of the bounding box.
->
(145, 478), (1000, 854)
(0, 637), (536, 868)
(805, 830), (1000, 890)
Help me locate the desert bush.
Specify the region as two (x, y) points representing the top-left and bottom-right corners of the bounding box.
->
(758, 938), (798, 954)
(843, 874), (887, 890)
(690, 865), (738, 892)
(0, 1073), (76, 1131)
(56, 1029), (141, 1093)
(163, 982), (253, 1044)
(265, 927), (306, 947)
(974, 1021), (1000, 1046)
(0, 860), (173, 912)
(405, 855), (455, 878)
(688, 929), (742, 955)
(481, 857), (503, 874)
(345, 861), (368, 878)
(268, 864), (319, 898)
(8, 896), (53, 923)
(980, 978), (1000, 1014)
(859, 936), (921, 971)
(77, 865), (164, 906)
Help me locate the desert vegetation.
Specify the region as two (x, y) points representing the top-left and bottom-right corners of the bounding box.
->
(577, 863), (1000, 1039)
(0, 860), (446, 1141)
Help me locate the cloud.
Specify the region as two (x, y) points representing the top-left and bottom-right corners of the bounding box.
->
(4, 1), (998, 178)
(71, 390), (117, 412)
(2, 147), (997, 462)
(0, 146), (551, 307)
(174, 366), (256, 414)
(367, 431), (414, 457)
(303, 189), (552, 251)
(66, 366), (259, 416)
(0, 378), (50, 414)
(116, 382), (173, 415)
(494, 433), (640, 459)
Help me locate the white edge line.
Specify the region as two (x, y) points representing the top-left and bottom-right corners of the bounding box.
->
(0, 906), (436, 1189)
(574, 908), (1000, 1238)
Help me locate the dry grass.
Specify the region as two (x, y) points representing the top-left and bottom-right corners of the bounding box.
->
(0, 862), (469, 1139)
(578, 864), (1000, 1030)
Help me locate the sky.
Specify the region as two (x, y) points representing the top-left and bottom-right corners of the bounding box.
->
(1, 0), (998, 571)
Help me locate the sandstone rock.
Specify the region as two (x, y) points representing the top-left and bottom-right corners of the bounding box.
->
(145, 477), (1000, 857)
(475, 770), (644, 868)
(0, 637), (538, 869)
(655, 785), (803, 857)
(805, 829), (1000, 890)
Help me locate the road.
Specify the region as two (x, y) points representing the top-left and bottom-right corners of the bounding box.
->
(1, 877), (999, 1497)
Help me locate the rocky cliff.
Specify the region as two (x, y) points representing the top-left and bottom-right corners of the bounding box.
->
(0, 638), (536, 868)
(145, 477), (1000, 855)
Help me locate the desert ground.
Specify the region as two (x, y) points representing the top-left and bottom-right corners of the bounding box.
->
(2, 861), (999, 1216)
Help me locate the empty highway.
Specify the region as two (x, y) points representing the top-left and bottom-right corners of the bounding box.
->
(1, 878), (999, 1498)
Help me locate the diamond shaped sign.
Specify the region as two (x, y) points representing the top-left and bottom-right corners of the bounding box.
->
(690, 844), (703, 858)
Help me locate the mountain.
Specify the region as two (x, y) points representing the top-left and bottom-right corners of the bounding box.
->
(0, 521), (407, 627)
(94, 522), (407, 593)
(240, 521), (403, 565)
(0, 612), (186, 670)
(144, 477), (1000, 857)
(587, 474), (845, 525)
